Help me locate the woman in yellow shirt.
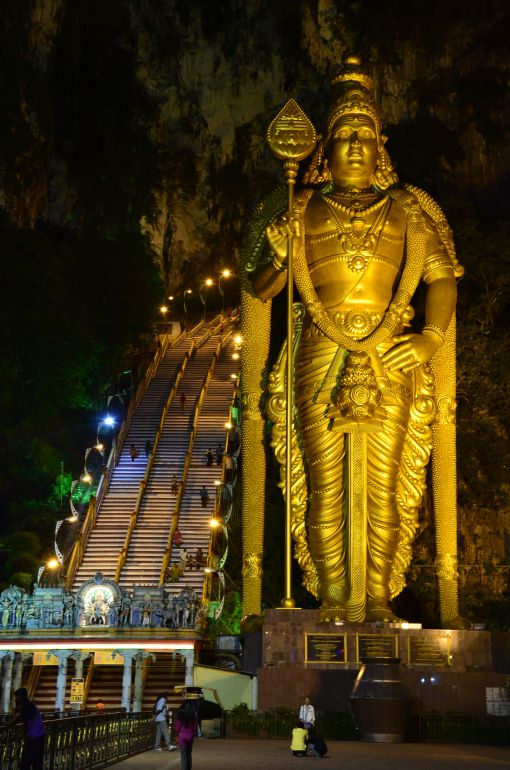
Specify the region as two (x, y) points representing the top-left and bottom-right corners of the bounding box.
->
(290, 720), (308, 757)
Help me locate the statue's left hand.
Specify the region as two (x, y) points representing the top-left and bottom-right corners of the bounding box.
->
(382, 333), (440, 373)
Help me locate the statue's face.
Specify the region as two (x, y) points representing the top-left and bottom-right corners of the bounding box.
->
(328, 114), (378, 187)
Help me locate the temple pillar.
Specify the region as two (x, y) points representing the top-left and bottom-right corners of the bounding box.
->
(13, 653), (32, 697)
(132, 652), (154, 712)
(0, 652), (15, 713)
(70, 652), (92, 711)
(181, 649), (194, 686)
(115, 650), (138, 712)
(50, 649), (75, 713)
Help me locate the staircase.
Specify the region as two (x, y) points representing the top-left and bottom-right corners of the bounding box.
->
(85, 665), (124, 709)
(73, 333), (197, 588)
(164, 330), (238, 596)
(142, 652), (186, 712)
(72, 319), (238, 596)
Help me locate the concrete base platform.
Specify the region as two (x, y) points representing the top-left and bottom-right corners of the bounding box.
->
(107, 738), (510, 769)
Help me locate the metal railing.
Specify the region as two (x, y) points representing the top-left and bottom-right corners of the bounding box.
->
(0, 711), (153, 770)
(64, 332), (177, 590)
(114, 338), (196, 582)
(158, 334), (223, 585)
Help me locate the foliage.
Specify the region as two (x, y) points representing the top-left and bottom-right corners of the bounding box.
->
(226, 705), (358, 740)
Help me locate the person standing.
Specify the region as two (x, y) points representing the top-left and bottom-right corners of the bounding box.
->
(174, 700), (198, 770)
(129, 444), (138, 462)
(7, 687), (45, 770)
(299, 696), (315, 729)
(95, 698), (105, 713)
(145, 439), (153, 458)
(153, 692), (174, 751)
(180, 392), (187, 413)
(215, 443), (223, 466)
(199, 485), (209, 508)
(205, 448), (214, 466)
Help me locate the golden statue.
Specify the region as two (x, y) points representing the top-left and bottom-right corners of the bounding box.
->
(240, 55), (466, 628)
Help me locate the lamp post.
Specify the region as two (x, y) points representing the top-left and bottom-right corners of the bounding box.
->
(200, 279), (213, 322)
(159, 304), (168, 331)
(218, 269), (232, 313)
(183, 289), (192, 321)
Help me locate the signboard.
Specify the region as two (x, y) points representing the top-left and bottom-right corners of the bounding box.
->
(305, 633), (346, 664)
(70, 678), (84, 704)
(33, 652), (59, 666)
(356, 634), (398, 662)
(94, 651), (124, 665)
(408, 635), (449, 667)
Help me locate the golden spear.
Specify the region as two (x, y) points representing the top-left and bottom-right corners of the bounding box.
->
(267, 99), (317, 607)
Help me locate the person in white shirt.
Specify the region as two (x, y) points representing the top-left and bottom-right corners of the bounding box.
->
(299, 696), (315, 729)
(154, 692), (175, 751)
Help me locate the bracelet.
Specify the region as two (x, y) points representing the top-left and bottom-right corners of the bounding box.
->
(270, 251), (288, 272)
(422, 324), (445, 344)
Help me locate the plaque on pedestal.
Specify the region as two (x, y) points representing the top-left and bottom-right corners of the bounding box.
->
(408, 635), (450, 667)
(305, 632), (346, 664)
(356, 634), (398, 663)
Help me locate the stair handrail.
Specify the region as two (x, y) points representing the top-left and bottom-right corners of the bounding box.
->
(82, 657), (95, 708)
(113, 331), (181, 467)
(63, 330), (182, 588)
(114, 337), (197, 582)
(159, 335), (224, 585)
(27, 665), (41, 701)
(64, 496), (98, 589)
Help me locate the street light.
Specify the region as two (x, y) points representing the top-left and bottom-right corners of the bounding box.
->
(200, 279), (213, 322)
(183, 288), (192, 319)
(218, 269), (233, 313)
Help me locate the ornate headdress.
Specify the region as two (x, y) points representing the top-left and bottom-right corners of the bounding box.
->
(303, 53), (398, 190)
(326, 54), (382, 139)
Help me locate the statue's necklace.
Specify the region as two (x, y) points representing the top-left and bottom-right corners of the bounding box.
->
(323, 193), (390, 273)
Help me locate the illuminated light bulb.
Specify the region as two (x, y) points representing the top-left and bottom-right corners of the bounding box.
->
(230, 373), (238, 379)
(160, 305), (168, 314)
(168, 295), (174, 301)
(234, 335), (242, 344)
(205, 278), (213, 286)
(209, 518), (220, 528)
(222, 269), (231, 277)
(95, 443), (104, 452)
(232, 353), (239, 360)
(214, 480), (221, 486)
(47, 559), (59, 569)
(225, 422), (232, 430)
(82, 473), (92, 484)
(104, 415), (115, 427)
(67, 515), (78, 523)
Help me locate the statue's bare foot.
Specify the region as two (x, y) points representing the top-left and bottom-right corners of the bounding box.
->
(320, 601), (347, 624)
(365, 599), (402, 624)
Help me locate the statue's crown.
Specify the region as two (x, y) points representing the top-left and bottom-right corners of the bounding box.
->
(326, 54), (381, 137)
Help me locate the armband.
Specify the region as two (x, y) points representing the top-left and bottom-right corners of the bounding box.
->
(422, 324), (445, 344)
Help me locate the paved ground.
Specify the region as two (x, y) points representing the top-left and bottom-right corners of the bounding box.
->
(108, 739), (510, 769)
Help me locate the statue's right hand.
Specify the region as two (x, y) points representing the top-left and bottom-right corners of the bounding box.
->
(266, 213), (302, 263)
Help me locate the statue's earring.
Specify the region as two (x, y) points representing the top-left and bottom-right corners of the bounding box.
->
(302, 141), (331, 185)
(372, 140), (398, 190)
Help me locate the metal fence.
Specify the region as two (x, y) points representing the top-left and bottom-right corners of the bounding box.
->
(0, 711), (154, 770)
(225, 707), (510, 745)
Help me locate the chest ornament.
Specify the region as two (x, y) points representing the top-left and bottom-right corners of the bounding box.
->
(323, 194), (390, 273)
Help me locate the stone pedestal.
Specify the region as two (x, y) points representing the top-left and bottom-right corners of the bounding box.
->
(256, 609), (506, 717)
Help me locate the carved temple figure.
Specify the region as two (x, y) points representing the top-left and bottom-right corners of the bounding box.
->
(241, 55), (467, 628)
